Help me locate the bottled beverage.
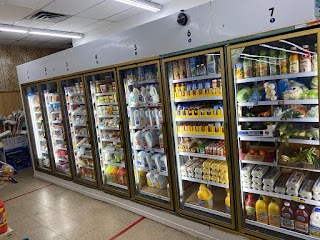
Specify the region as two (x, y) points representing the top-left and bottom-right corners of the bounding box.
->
(289, 47), (299, 73)
(310, 207), (320, 237)
(172, 60), (180, 79)
(235, 58), (244, 80)
(279, 50), (288, 74)
(243, 58), (253, 78)
(295, 204), (309, 234)
(180, 83), (186, 97)
(312, 43), (318, 72)
(300, 45), (312, 72)
(225, 189), (231, 214)
(254, 60), (260, 77)
(206, 54), (216, 75)
(256, 196), (268, 224)
(197, 184), (214, 208)
(0, 199), (7, 235)
(178, 59), (187, 78)
(269, 50), (278, 75)
(262, 195), (270, 204)
(245, 193), (256, 220)
(259, 50), (268, 76)
(281, 201), (295, 230)
(116, 168), (127, 186)
(268, 198), (281, 227)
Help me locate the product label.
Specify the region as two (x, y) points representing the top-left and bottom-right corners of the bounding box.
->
(295, 221), (309, 234)
(312, 55), (318, 72)
(300, 59), (312, 72)
(269, 62), (277, 75)
(256, 211), (268, 224)
(260, 63), (268, 76)
(281, 217), (295, 230)
(268, 213), (281, 227)
(0, 211), (6, 227)
(244, 65), (252, 78)
(245, 206), (255, 216)
(289, 61), (299, 73)
(310, 224), (320, 237)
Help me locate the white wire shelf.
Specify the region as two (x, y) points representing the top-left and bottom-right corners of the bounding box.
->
(99, 126), (119, 130)
(127, 78), (159, 86)
(97, 102), (118, 106)
(69, 102), (85, 106)
(175, 96), (223, 103)
(172, 74), (221, 84)
(104, 161), (125, 167)
(101, 138), (121, 143)
(176, 118), (224, 122)
(238, 99), (318, 107)
(106, 181), (128, 190)
(179, 152), (226, 161)
(138, 167), (168, 176)
(184, 203), (231, 219)
(240, 160), (276, 166)
(96, 92), (116, 96)
(238, 117), (319, 122)
(98, 115), (119, 118)
(178, 133), (224, 140)
(135, 146), (164, 153)
(181, 176), (228, 188)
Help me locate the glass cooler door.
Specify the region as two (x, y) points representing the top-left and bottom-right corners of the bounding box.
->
(162, 48), (234, 226)
(84, 70), (130, 195)
(40, 82), (72, 177)
(23, 85), (52, 172)
(59, 77), (98, 186)
(228, 30), (320, 239)
(117, 60), (174, 209)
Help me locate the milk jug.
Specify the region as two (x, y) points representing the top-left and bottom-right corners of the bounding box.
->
(145, 109), (152, 126)
(133, 109), (140, 127)
(155, 174), (168, 189)
(141, 130), (147, 147)
(149, 85), (159, 103)
(137, 151), (147, 168)
(145, 130), (155, 147)
(134, 130), (143, 147)
(145, 152), (152, 169)
(139, 109), (145, 127)
(159, 134), (164, 149)
(158, 109), (163, 127)
(153, 154), (162, 171)
(146, 171), (156, 187)
(160, 155), (167, 172)
(310, 207), (320, 237)
(152, 109), (160, 127)
(130, 88), (140, 104)
(140, 86), (147, 103)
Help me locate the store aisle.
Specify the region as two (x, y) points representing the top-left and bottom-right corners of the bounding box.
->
(0, 168), (198, 240)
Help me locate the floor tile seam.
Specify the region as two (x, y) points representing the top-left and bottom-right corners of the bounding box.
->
(109, 216), (146, 240)
(4, 183), (53, 202)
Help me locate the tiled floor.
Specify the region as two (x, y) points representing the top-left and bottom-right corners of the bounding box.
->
(0, 168), (199, 240)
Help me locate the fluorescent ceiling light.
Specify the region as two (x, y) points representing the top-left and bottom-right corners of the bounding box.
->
(29, 31), (83, 39)
(0, 27), (27, 33)
(115, 0), (161, 12)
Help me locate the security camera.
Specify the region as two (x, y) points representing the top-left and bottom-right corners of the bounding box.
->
(177, 10), (188, 26)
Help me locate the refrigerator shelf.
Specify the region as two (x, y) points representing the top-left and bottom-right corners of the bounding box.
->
(239, 136), (276, 142)
(243, 188), (320, 206)
(104, 161), (125, 167)
(37, 129), (44, 132)
(75, 134), (89, 138)
(172, 74), (221, 84)
(53, 137), (64, 141)
(96, 102), (118, 106)
(33, 104), (40, 107)
(127, 78), (158, 86)
(239, 136), (319, 145)
(99, 126), (119, 130)
(71, 112), (86, 116)
(240, 160), (276, 166)
(238, 117), (319, 122)
(68, 93), (84, 97)
(78, 155), (93, 159)
(55, 147), (67, 151)
(236, 71), (317, 84)
(245, 219), (319, 240)
(69, 102), (85, 106)
(278, 138), (320, 145)
(48, 102), (59, 105)
(52, 120), (62, 124)
(73, 123), (87, 127)
(102, 149), (123, 154)
(184, 203), (231, 219)
(179, 152), (226, 161)
(101, 138), (121, 143)
(130, 126), (161, 130)
(35, 112), (42, 114)
(129, 103), (161, 108)
(238, 99), (319, 107)
(182, 176), (228, 188)
(175, 96), (223, 103)
(178, 133), (224, 140)
(41, 151), (48, 154)
(107, 181), (128, 190)
(176, 118), (224, 122)
(95, 92), (116, 96)
(77, 143), (91, 148)
(135, 146), (164, 153)
(140, 187), (169, 201)
(50, 111), (60, 114)
(138, 167), (168, 176)
(98, 115), (119, 118)
(36, 120), (42, 123)
(40, 139), (46, 142)
(277, 164), (320, 173)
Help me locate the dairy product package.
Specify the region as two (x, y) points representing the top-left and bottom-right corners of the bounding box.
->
(299, 179), (314, 199)
(286, 187), (299, 196)
(203, 159), (215, 169)
(203, 168), (211, 176)
(263, 184), (274, 192)
(251, 165), (269, 178)
(240, 164), (255, 178)
(243, 183), (252, 189)
(286, 171), (305, 189)
(241, 175), (251, 183)
(219, 171), (228, 179)
(313, 176), (320, 193)
(219, 162), (228, 174)
(180, 159), (197, 176)
(262, 167), (281, 186)
(211, 170), (219, 178)
(187, 162), (200, 178)
(211, 160), (224, 172)
(313, 192), (320, 201)
(210, 176), (219, 183)
(195, 172), (202, 179)
(275, 176), (287, 194)
(203, 174), (211, 181)
(220, 176), (228, 184)
(194, 165), (203, 179)
(252, 182), (263, 190)
(252, 176), (263, 184)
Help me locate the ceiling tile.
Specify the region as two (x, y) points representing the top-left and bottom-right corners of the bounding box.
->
(0, 3), (34, 24)
(14, 19), (56, 29)
(11, 40), (42, 47)
(23, 34), (56, 42)
(0, 39), (18, 45)
(42, 0), (105, 15)
(0, 32), (30, 40)
(77, 0), (131, 20)
(47, 16), (97, 31)
(105, 7), (145, 22)
(3, 0), (54, 9)
(74, 20), (112, 33)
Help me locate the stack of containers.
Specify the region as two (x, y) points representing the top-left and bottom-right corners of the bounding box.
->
(299, 179), (315, 199)
(286, 171), (306, 196)
(251, 165), (269, 190)
(313, 177), (320, 200)
(219, 162), (229, 184)
(202, 159), (215, 181)
(262, 167), (281, 192)
(241, 164), (254, 189)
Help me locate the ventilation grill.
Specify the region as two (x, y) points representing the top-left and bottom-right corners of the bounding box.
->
(25, 11), (70, 23)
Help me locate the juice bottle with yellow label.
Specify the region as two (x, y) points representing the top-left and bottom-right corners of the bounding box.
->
(289, 47), (299, 73)
(268, 198), (281, 227)
(256, 196), (268, 224)
(225, 189), (231, 214)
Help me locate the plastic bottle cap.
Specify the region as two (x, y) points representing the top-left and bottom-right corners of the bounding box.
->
(259, 196), (263, 200)
(303, 45), (309, 48)
(291, 47), (297, 50)
(315, 207), (320, 212)
(299, 205), (305, 210)
(284, 202), (290, 207)
(248, 193), (253, 198)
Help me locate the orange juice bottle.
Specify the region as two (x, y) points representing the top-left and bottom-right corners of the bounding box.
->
(289, 47), (299, 73)
(262, 195), (270, 205)
(256, 196), (268, 224)
(268, 198), (281, 227)
(225, 189), (231, 214)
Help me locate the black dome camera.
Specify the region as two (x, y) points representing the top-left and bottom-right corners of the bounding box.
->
(177, 10), (188, 26)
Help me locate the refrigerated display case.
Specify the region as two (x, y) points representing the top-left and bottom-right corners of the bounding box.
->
(23, 84), (52, 173)
(40, 82), (73, 178)
(84, 69), (130, 196)
(117, 60), (174, 209)
(162, 48), (235, 227)
(227, 29), (320, 239)
(59, 77), (98, 186)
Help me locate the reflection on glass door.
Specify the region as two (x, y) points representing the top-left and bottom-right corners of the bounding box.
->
(118, 61), (173, 208)
(163, 49), (233, 225)
(60, 77), (97, 184)
(228, 31), (320, 240)
(41, 82), (72, 177)
(23, 85), (51, 171)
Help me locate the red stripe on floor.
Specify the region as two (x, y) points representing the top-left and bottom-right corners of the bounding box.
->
(4, 183), (53, 202)
(109, 216), (146, 240)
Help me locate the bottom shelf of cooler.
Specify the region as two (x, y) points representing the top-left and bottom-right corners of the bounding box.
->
(106, 181), (128, 190)
(183, 182), (231, 219)
(245, 219), (319, 240)
(140, 185), (170, 201)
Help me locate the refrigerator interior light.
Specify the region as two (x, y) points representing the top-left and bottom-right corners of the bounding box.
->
(0, 27), (27, 33)
(115, 0), (161, 12)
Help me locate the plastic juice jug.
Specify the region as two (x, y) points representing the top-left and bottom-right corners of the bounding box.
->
(117, 168), (127, 186)
(146, 171), (156, 187)
(295, 204), (309, 234)
(197, 184), (214, 208)
(111, 166), (119, 183)
(289, 47), (299, 73)
(105, 165), (113, 182)
(268, 198), (281, 227)
(180, 83), (186, 97)
(149, 85), (159, 103)
(281, 201), (295, 230)
(310, 207), (320, 237)
(269, 50), (278, 75)
(262, 195), (270, 204)
(145, 152), (152, 169)
(152, 109), (160, 127)
(139, 109), (145, 126)
(134, 130), (143, 147)
(155, 174), (168, 189)
(140, 86), (147, 103)
(158, 109), (163, 127)
(243, 58), (252, 78)
(152, 154), (161, 171)
(133, 109), (140, 127)
(160, 155), (167, 172)
(256, 196), (268, 224)
(145, 131), (155, 148)
(145, 109), (152, 127)
(245, 194), (256, 220)
(312, 43), (318, 72)
(259, 50), (268, 76)
(0, 199), (7, 235)
(225, 189), (231, 214)
(300, 45), (312, 72)
(235, 58), (244, 80)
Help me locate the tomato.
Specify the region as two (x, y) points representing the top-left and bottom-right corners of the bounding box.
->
(259, 150), (266, 156)
(249, 149), (255, 155)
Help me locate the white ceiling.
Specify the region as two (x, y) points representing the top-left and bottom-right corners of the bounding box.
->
(0, 0), (169, 49)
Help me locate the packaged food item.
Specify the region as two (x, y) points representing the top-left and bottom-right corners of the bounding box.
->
(275, 177), (287, 194)
(269, 50), (278, 75)
(286, 187), (299, 197)
(252, 176), (263, 184)
(172, 60), (180, 79)
(235, 59), (244, 80)
(252, 182), (263, 190)
(241, 164), (254, 178)
(178, 59), (187, 78)
(225, 189), (231, 214)
(255, 196), (268, 224)
(313, 176), (320, 193)
(197, 184), (213, 208)
(312, 43), (318, 72)
(268, 198), (281, 227)
(299, 179), (314, 200)
(251, 165), (269, 178)
(289, 47), (299, 73)
(310, 207), (320, 237)
(280, 201), (295, 230)
(245, 193), (256, 220)
(185, 58), (191, 77)
(295, 204), (310, 234)
(263, 184), (274, 192)
(279, 50), (288, 74)
(259, 50), (268, 76)
(189, 57), (197, 77)
(206, 55), (216, 75)
(180, 159), (197, 177)
(263, 167), (280, 186)
(286, 171), (305, 189)
(211, 160), (224, 172)
(0, 161), (17, 176)
(299, 45), (312, 72)
(210, 176), (219, 183)
(243, 58), (252, 78)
